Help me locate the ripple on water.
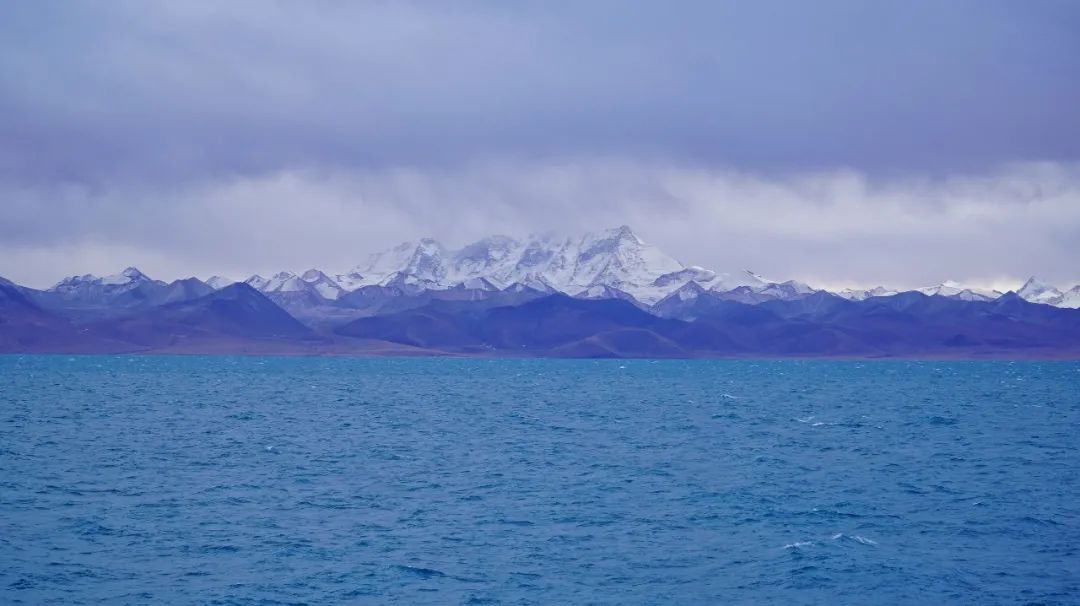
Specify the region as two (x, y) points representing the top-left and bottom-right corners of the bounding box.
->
(0, 356), (1078, 604)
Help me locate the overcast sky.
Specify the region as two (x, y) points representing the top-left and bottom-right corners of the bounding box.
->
(2, 1), (1079, 290)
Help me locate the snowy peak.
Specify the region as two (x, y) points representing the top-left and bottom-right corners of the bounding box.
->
(1017, 276), (1063, 304)
(455, 235), (518, 266)
(831, 277), (1080, 308)
(460, 276), (502, 292)
(263, 271), (308, 293)
(301, 269), (330, 283)
(245, 270), (344, 301)
(245, 275), (270, 291)
(669, 280), (708, 301)
(146, 228), (1080, 310)
(403, 239), (448, 282)
(102, 266), (150, 286)
(752, 280), (819, 300)
(917, 280), (1000, 301)
(51, 266), (155, 292)
(572, 226), (683, 288)
(705, 270), (770, 292)
(332, 273), (364, 292)
(837, 286), (899, 301)
(653, 266), (716, 288)
(330, 226), (690, 301)
(450, 236), (521, 288)
(26, 232), (1080, 312)
(1055, 285), (1080, 309)
(351, 241), (418, 285)
(350, 239), (450, 286)
(317, 226), (833, 305)
(300, 269), (345, 300)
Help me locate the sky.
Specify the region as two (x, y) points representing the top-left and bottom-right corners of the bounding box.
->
(2, 1), (1079, 290)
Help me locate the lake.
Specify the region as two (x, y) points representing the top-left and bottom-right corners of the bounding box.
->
(1, 356), (1078, 604)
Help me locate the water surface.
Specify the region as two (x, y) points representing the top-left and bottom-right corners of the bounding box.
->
(1, 356), (1078, 604)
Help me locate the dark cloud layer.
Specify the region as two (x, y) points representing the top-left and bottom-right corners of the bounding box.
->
(1, 2), (1078, 288)
(4, 0), (1079, 182)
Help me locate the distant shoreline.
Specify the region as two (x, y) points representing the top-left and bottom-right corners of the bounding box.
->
(4, 347), (1079, 361)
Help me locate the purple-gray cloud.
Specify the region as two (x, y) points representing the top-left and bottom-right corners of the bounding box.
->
(1, 2), (1078, 289)
(2, 160), (1078, 291)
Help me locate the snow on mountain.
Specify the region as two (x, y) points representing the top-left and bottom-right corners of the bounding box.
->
(332, 270), (366, 292)
(833, 277), (1080, 308)
(101, 267), (151, 286)
(838, 280), (1001, 302)
(352, 239), (449, 287)
(51, 265), (159, 293)
(1017, 277), (1064, 305)
(652, 266), (716, 288)
(234, 228), (1080, 309)
(332, 226), (696, 303)
(205, 276), (236, 289)
(314, 226), (832, 305)
(836, 286), (898, 301)
(574, 284), (640, 304)
(1014, 279), (1080, 308)
(951, 289), (1001, 302)
(237, 270), (346, 309)
(565, 226), (684, 293)
(41, 267), (177, 313)
(245, 275), (270, 291)
(301, 269), (345, 300)
(28, 234), (1080, 311)
(247, 271), (338, 299)
(703, 270), (772, 293)
(1054, 285), (1080, 309)
(668, 280), (709, 302)
(460, 276), (502, 292)
(451, 235), (521, 285)
(52, 266), (155, 292)
(753, 280), (818, 300)
(917, 280), (1001, 301)
(266, 272), (306, 292)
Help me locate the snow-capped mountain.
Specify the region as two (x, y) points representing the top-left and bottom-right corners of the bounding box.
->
(245, 271), (337, 299)
(916, 280), (1002, 302)
(241, 270), (340, 316)
(51, 267), (160, 294)
(206, 276), (235, 289)
(831, 276), (1080, 308)
(173, 229), (1080, 310)
(837, 280), (1002, 303)
(1014, 278), (1080, 308)
(1017, 277), (1064, 305)
(300, 269), (345, 300)
(35, 267), (220, 315)
(836, 286), (899, 301)
(325, 226), (807, 305)
(45, 267), (168, 310)
(1054, 286), (1080, 309)
(261, 271), (309, 293)
(245, 275), (270, 291)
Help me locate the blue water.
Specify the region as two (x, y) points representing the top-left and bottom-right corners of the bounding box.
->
(1, 357), (1078, 605)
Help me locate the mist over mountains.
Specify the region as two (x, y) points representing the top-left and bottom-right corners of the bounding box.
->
(2, 227), (1079, 358)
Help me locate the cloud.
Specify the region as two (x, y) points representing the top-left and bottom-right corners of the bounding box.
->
(2, 1), (1079, 185)
(2, 160), (1077, 290)
(1, 3), (1078, 290)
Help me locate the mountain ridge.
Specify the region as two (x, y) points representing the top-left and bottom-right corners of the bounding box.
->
(194, 227), (1079, 309)
(4, 226), (1079, 358)
(25, 227), (1080, 309)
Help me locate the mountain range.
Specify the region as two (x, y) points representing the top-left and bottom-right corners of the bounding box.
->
(2, 226), (1079, 357)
